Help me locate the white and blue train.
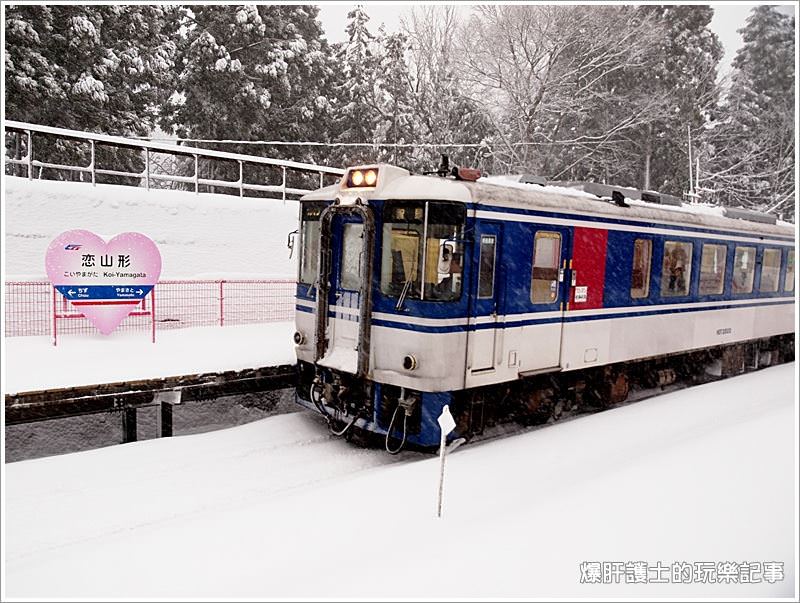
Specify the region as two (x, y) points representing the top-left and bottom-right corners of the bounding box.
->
(293, 161), (795, 452)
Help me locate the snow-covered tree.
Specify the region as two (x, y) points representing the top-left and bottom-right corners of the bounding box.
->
(5, 5), (179, 182)
(163, 5), (333, 190)
(326, 6), (381, 166)
(398, 6), (492, 172)
(371, 29), (416, 165)
(705, 6), (795, 220)
(456, 5), (666, 178)
(629, 5), (723, 195)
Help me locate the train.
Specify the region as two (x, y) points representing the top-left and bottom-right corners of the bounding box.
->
(292, 158), (795, 452)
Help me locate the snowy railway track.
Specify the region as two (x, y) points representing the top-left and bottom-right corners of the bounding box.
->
(5, 411), (414, 566)
(461, 373), (741, 450)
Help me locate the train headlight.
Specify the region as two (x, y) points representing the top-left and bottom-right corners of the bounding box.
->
(346, 168), (379, 188)
(402, 354), (418, 371)
(293, 331), (306, 345)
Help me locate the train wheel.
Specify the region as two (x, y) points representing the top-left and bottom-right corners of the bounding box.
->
(608, 372), (630, 405)
(551, 398), (565, 421)
(516, 385), (554, 425)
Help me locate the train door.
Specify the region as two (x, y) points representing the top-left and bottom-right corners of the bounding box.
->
(522, 226), (572, 372)
(468, 222), (504, 372)
(315, 204), (375, 376)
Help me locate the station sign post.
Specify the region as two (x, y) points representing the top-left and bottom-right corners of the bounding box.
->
(45, 230), (162, 342)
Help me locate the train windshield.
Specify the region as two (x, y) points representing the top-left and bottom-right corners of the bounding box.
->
(298, 202), (325, 284)
(380, 201), (466, 302)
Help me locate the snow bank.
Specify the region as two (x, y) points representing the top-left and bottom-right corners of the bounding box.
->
(4, 322), (295, 394)
(4, 176), (299, 279)
(4, 363), (795, 598)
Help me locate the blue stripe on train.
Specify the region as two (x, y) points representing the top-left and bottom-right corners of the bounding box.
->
(469, 203), (796, 243)
(297, 299), (794, 333)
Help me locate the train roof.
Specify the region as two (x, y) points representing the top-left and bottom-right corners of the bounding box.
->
(301, 165), (796, 240)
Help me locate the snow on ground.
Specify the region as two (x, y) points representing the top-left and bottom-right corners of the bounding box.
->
(4, 176), (299, 279)
(4, 322), (294, 394)
(5, 364), (795, 598)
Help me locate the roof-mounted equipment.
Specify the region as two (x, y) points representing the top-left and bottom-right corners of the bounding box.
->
(723, 207), (777, 225)
(426, 154), (481, 182)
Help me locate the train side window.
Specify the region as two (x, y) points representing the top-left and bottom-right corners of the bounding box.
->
(784, 250), (795, 292)
(477, 235), (496, 298)
(530, 231), (561, 303)
(759, 248), (782, 293)
(630, 239), (652, 299)
(340, 223), (364, 290)
(660, 241), (692, 297)
(732, 246), (756, 294)
(698, 243), (727, 295)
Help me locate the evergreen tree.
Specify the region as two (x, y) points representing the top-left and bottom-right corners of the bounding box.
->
(163, 5), (333, 190)
(634, 5), (723, 195)
(5, 5), (179, 182)
(707, 6), (794, 219)
(372, 29), (422, 167)
(327, 6), (380, 166)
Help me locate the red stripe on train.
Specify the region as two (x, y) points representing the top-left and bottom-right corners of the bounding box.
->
(570, 227), (608, 310)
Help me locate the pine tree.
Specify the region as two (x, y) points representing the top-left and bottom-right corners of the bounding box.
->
(634, 5), (723, 195)
(327, 6), (380, 166)
(706, 6), (794, 219)
(372, 30), (418, 166)
(5, 5), (180, 182)
(163, 5), (334, 190)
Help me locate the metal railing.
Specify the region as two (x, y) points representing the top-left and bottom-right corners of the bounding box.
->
(4, 120), (344, 200)
(4, 279), (296, 337)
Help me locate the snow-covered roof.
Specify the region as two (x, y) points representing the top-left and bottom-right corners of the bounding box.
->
(301, 169), (795, 239)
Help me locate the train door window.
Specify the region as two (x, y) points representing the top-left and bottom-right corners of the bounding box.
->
(732, 246), (756, 294)
(660, 241), (692, 297)
(299, 203), (324, 284)
(699, 243), (727, 295)
(630, 239), (652, 298)
(759, 248), (782, 293)
(785, 250), (795, 292)
(340, 223), (364, 290)
(530, 231), (561, 303)
(477, 235), (496, 298)
(424, 203), (466, 301)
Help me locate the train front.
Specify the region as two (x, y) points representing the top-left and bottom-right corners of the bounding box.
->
(293, 164), (473, 452)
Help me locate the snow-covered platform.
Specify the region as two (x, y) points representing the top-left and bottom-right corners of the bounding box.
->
(5, 363), (795, 598)
(4, 322), (295, 396)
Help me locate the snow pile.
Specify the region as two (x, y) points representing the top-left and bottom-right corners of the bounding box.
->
(4, 176), (299, 279)
(480, 174), (598, 199)
(4, 363), (795, 598)
(4, 322), (295, 394)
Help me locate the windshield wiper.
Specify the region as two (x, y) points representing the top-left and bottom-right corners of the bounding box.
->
(395, 278), (412, 311)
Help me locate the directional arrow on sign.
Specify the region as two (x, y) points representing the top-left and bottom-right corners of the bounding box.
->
(136, 289), (144, 295)
(67, 289), (75, 297)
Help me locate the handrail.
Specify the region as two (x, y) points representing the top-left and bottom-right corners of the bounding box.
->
(4, 120), (345, 175)
(4, 120), (344, 199)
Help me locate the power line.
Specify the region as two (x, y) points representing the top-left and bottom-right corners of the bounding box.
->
(130, 138), (612, 148)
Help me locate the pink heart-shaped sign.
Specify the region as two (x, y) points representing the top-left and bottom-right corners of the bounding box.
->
(45, 230), (162, 335)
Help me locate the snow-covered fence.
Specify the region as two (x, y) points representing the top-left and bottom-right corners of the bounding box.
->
(4, 120), (345, 200)
(4, 279), (296, 337)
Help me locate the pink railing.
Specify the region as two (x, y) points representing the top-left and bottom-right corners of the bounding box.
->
(4, 279), (296, 337)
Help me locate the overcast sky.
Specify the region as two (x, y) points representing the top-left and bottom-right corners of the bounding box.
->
(316, 2), (797, 78)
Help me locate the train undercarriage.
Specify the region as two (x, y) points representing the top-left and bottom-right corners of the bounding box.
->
(296, 333), (795, 453)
